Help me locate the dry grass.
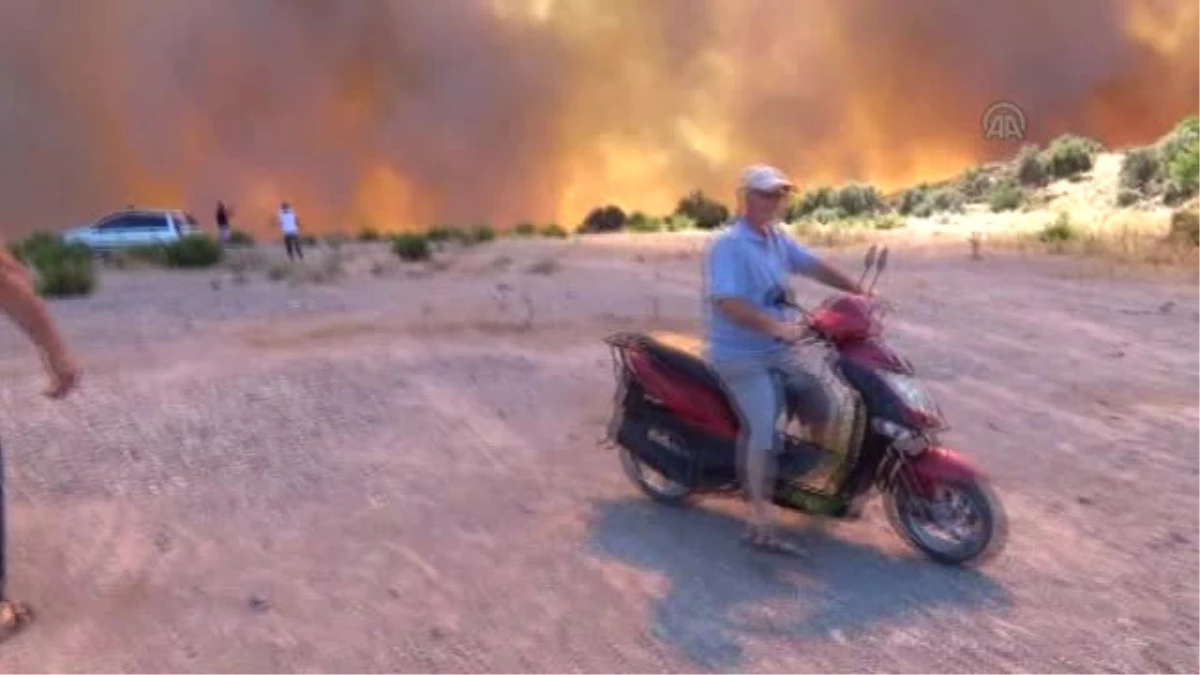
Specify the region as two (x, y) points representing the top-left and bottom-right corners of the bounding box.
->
(790, 221), (879, 248)
(264, 251), (347, 285)
(980, 209), (1198, 278)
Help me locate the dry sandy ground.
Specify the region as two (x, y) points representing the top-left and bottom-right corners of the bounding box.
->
(0, 235), (1194, 673)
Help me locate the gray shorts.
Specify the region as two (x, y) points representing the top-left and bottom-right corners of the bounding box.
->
(709, 349), (833, 454)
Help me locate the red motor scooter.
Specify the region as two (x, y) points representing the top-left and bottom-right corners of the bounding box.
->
(602, 246), (1006, 566)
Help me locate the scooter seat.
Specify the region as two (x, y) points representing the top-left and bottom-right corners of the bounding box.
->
(642, 331), (725, 393)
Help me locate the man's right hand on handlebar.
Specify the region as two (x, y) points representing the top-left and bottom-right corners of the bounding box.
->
(769, 321), (809, 344)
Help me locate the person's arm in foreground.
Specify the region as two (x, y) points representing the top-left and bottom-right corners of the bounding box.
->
(0, 247), (80, 398)
(708, 238), (804, 342)
(783, 236), (865, 295)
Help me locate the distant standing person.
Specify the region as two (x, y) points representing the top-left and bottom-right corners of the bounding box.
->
(215, 201), (232, 243)
(278, 202), (303, 261)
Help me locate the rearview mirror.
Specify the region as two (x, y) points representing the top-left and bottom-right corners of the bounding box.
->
(862, 245), (878, 271)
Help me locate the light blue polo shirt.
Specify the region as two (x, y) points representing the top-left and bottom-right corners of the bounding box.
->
(703, 219), (819, 362)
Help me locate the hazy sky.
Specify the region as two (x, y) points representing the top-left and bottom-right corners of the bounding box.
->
(0, 0), (1195, 234)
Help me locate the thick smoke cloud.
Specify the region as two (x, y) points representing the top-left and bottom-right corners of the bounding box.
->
(0, 0), (1195, 234)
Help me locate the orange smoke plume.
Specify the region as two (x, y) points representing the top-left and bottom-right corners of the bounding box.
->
(0, 0), (1195, 235)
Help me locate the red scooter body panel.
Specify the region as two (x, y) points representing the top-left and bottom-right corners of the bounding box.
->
(627, 347), (739, 438)
(838, 338), (912, 374)
(908, 447), (985, 496)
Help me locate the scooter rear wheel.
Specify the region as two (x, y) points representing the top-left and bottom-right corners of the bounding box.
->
(619, 447), (694, 506)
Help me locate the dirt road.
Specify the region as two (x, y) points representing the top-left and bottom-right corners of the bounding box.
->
(0, 237), (1194, 672)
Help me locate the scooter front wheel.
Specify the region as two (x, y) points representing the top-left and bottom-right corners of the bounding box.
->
(884, 477), (1006, 566)
(619, 447), (694, 506)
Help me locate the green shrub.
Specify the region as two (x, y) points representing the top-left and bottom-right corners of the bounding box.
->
(164, 234), (223, 268)
(792, 183), (882, 220)
(1159, 115), (1198, 171)
(897, 185), (930, 216)
(1044, 134), (1097, 179)
(300, 235), (318, 247)
(228, 229), (255, 246)
(1119, 147), (1162, 193)
(789, 186), (832, 221)
(928, 188), (965, 214)
(37, 255), (95, 297)
(513, 222), (537, 237)
(1038, 213), (1078, 243)
(391, 233), (432, 261)
(357, 225), (382, 242)
(1014, 145), (1047, 186)
(10, 235), (96, 298)
(11, 232), (65, 267)
(626, 212), (665, 233)
(1116, 188), (1141, 207)
(665, 215), (696, 231)
(427, 225), (456, 243)
(579, 205), (627, 233)
(673, 190), (730, 230)
(539, 223), (568, 238)
(957, 167), (992, 201)
(469, 224), (496, 243)
(989, 178), (1025, 212)
(1167, 140), (1199, 202)
(834, 182), (884, 217)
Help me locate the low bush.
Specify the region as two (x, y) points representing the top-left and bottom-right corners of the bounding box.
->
(1043, 134), (1098, 180)
(1116, 188), (1142, 207)
(164, 235), (223, 268)
(391, 233), (432, 261)
(357, 226), (383, 242)
(626, 212), (665, 233)
(469, 224), (496, 243)
(539, 223), (568, 238)
(901, 186), (963, 218)
(1166, 139), (1199, 203)
(10, 234), (96, 298)
(1038, 213), (1078, 243)
(1014, 145), (1047, 186)
(513, 222), (537, 237)
(228, 229), (256, 246)
(957, 167), (992, 202)
(665, 215), (696, 232)
(1119, 147), (1161, 194)
(989, 178), (1025, 212)
(791, 183), (882, 221)
(579, 205), (627, 233)
(673, 190), (730, 230)
(427, 225), (456, 243)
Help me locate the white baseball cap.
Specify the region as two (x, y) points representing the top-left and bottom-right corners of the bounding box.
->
(740, 164), (795, 193)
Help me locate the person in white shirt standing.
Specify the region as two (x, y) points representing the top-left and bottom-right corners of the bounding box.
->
(278, 202), (304, 261)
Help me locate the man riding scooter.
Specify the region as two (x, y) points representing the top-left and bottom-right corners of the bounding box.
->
(705, 165), (868, 555)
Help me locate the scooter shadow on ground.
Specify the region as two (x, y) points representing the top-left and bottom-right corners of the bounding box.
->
(586, 496), (1012, 671)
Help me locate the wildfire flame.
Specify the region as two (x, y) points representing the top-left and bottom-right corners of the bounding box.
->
(0, 0), (1195, 235)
